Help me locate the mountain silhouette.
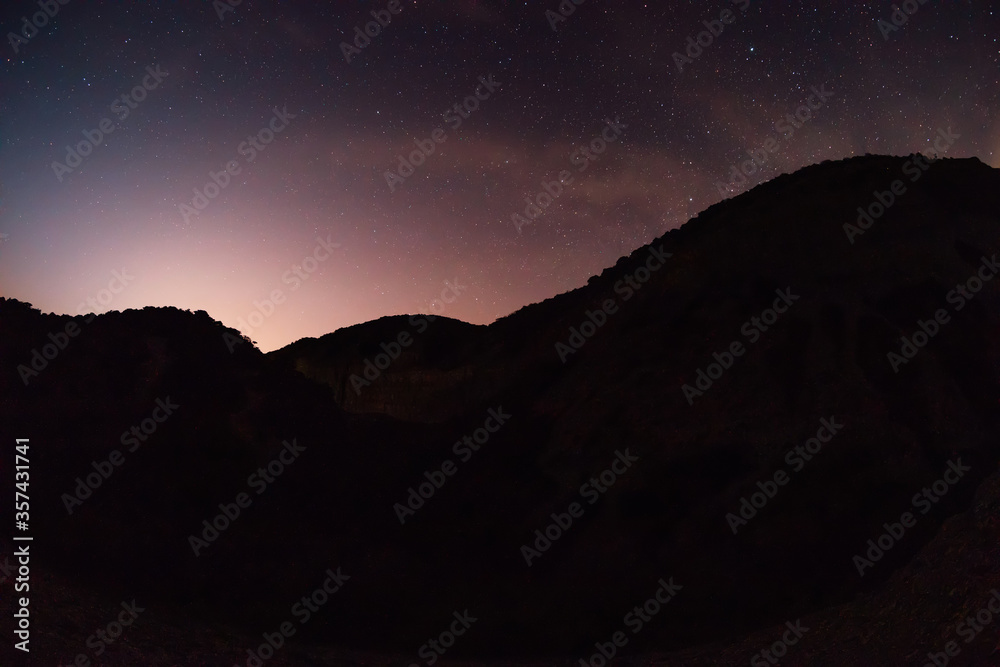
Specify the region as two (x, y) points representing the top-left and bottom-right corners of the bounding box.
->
(2, 154), (1000, 665)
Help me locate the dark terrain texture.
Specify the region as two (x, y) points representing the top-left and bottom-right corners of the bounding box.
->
(2, 154), (1000, 665)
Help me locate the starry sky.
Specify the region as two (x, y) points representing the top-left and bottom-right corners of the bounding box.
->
(0, 1), (997, 352)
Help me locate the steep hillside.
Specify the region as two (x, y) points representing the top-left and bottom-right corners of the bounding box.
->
(2, 154), (1000, 663)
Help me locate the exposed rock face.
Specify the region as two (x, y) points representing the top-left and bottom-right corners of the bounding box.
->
(3, 155), (1000, 662)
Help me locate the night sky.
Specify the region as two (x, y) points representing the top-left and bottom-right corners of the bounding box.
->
(1, 1), (997, 351)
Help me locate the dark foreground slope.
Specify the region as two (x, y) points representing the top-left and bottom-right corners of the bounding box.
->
(2, 154), (1000, 665)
